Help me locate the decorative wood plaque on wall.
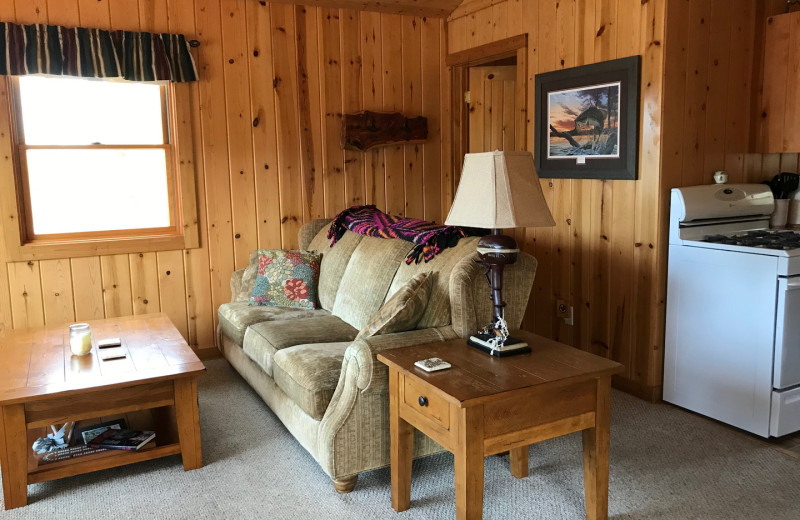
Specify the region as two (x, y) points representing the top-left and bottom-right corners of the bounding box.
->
(341, 111), (428, 151)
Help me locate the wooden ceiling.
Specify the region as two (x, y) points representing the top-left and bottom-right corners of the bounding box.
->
(266, 0), (466, 18)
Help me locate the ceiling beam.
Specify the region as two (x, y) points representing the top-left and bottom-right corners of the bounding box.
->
(265, 0), (461, 18)
(448, 0), (503, 21)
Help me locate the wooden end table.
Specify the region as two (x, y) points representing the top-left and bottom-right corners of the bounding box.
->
(378, 330), (622, 520)
(0, 313), (206, 510)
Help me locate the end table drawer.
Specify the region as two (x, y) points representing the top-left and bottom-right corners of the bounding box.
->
(403, 376), (450, 429)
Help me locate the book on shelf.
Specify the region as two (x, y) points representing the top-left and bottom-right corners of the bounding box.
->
(89, 429), (156, 451)
(37, 440), (158, 466)
(75, 418), (128, 445)
(38, 444), (108, 465)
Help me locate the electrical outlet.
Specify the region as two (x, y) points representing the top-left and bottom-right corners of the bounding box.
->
(556, 300), (574, 326)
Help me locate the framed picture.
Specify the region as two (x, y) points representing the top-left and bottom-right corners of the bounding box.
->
(533, 55), (641, 180)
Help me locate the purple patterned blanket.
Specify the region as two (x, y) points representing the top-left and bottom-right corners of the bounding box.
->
(327, 205), (467, 264)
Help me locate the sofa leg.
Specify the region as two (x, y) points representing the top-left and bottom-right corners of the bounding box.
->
(333, 474), (358, 494)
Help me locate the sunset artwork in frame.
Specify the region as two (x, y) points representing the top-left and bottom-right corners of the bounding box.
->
(534, 56), (641, 180)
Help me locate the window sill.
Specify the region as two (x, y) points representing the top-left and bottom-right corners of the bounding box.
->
(7, 233), (194, 261)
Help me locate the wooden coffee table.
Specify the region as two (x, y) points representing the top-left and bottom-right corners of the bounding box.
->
(378, 330), (623, 520)
(0, 313), (205, 509)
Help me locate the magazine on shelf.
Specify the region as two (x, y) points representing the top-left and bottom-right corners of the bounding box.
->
(89, 429), (156, 451)
(76, 418), (128, 445)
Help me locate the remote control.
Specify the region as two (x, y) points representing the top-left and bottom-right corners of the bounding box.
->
(414, 357), (451, 372)
(98, 338), (122, 349)
(99, 347), (127, 361)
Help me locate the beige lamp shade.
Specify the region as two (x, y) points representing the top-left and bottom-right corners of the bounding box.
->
(445, 151), (556, 229)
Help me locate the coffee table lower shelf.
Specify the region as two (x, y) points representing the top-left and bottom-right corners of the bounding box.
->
(0, 314), (205, 510)
(28, 443), (182, 484)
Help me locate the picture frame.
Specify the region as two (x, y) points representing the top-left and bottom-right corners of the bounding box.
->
(533, 55), (641, 180)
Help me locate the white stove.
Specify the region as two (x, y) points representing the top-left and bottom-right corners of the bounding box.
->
(665, 183), (800, 437)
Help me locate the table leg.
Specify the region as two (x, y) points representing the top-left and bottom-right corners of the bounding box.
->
(509, 445), (529, 478)
(582, 376), (611, 520)
(174, 377), (203, 471)
(0, 404), (28, 509)
(389, 369), (413, 512)
(455, 405), (484, 520)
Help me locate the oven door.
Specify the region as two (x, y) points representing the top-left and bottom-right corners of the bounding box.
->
(774, 276), (800, 389)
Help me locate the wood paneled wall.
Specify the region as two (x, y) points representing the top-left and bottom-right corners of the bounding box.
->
(0, 0), (449, 359)
(448, 0), (799, 400)
(448, 0), (667, 398)
(662, 0), (800, 193)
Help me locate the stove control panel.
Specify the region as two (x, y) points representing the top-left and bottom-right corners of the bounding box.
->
(673, 184), (774, 223)
(713, 186), (747, 202)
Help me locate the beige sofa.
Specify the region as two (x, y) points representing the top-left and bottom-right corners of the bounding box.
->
(217, 219), (536, 492)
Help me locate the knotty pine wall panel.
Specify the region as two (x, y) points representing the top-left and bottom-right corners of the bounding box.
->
(0, 0), (449, 358)
(448, 0), (668, 399)
(449, 0), (798, 400)
(662, 0), (800, 190)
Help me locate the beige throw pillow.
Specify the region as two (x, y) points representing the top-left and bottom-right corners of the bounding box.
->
(356, 272), (433, 340)
(235, 249), (270, 302)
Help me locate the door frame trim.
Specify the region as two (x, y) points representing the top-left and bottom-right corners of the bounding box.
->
(447, 34), (528, 187)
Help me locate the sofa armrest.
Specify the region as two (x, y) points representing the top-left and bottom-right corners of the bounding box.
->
(343, 327), (457, 393)
(317, 326), (457, 478)
(299, 218), (332, 250)
(230, 268), (246, 303)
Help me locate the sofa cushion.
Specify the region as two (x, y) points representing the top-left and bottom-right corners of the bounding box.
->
(356, 272), (433, 340)
(308, 228), (363, 311)
(386, 236), (480, 329)
(242, 315), (357, 377)
(249, 250), (322, 309)
(218, 302), (329, 346)
(331, 236), (414, 330)
(272, 342), (350, 420)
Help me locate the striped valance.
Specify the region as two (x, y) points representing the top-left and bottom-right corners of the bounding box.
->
(0, 21), (197, 82)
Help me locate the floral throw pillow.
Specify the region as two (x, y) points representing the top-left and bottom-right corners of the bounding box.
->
(249, 250), (322, 310)
(356, 272), (432, 340)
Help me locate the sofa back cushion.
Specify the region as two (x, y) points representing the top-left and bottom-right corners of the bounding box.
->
(296, 219), (536, 338)
(331, 236), (414, 330)
(385, 236), (480, 329)
(307, 225), (362, 311)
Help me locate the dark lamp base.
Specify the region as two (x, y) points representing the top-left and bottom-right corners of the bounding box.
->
(477, 231), (519, 330)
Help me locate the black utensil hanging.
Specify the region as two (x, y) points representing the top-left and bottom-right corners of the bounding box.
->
(776, 172), (799, 199)
(763, 179), (780, 198)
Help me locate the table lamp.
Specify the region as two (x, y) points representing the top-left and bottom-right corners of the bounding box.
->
(445, 151), (555, 356)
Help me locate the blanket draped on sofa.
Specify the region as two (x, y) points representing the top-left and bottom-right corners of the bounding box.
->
(327, 205), (466, 264)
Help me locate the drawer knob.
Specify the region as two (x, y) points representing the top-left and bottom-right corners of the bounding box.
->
(418, 396), (428, 407)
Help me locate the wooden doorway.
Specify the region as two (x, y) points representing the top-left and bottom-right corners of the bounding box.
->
(446, 35), (528, 182)
(468, 63), (519, 153)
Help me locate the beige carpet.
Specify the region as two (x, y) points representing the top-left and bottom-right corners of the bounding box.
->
(2, 358), (799, 519)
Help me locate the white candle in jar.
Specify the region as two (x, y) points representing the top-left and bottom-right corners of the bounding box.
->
(69, 323), (93, 356)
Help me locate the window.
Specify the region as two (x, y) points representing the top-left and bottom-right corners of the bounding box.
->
(14, 75), (176, 238)
(2, 76), (198, 259)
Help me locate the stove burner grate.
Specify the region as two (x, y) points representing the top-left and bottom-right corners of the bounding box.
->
(702, 230), (800, 250)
